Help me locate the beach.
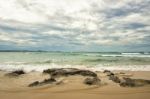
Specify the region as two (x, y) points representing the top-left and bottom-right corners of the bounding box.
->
(0, 70), (150, 99)
(0, 0), (150, 98)
(0, 52), (150, 99)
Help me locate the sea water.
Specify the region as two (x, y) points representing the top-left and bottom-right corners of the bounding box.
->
(0, 52), (150, 72)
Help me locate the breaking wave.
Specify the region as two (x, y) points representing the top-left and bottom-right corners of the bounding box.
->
(0, 63), (150, 72)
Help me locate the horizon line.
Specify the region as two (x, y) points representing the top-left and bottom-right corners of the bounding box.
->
(0, 50), (149, 53)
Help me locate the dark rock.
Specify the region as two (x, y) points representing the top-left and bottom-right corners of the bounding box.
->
(43, 68), (97, 77)
(41, 78), (56, 84)
(28, 78), (56, 87)
(43, 68), (59, 74)
(119, 72), (125, 74)
(138, 79), (150, 84)
(75, 70), (97, 77)
(103, 70), (114, 76)
(43, 68), (77, 76)
(120, 77), (150, 87)
(5, 70), (25, 77)
(84, 77), (101, 85)
(120, 77), (136, 87)
(107, 72), (114, 76)
(28, 81), (39, 87)
(12, 70), (25, 74)
(109, 75), (120, 83)
(103, 70), (111, 73)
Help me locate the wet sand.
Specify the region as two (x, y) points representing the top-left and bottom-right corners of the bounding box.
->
(0, 71), (150, 99)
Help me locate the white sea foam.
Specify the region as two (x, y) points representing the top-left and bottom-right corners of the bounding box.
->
(0, 63), (150, 72)
(101, 54), (150, 57)
(121, 53), (141, 55)
(90, 64), (150, 71)
(0, 63), (88, 72)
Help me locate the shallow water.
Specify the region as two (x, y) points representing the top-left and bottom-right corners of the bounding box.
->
(0, 52), (150, 71)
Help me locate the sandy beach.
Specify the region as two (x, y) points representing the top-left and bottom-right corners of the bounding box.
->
(0, 0), (150, 98)
(0, 70), (150, 99)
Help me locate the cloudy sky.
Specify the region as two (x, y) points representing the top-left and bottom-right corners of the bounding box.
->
(0, 0), (150, 52)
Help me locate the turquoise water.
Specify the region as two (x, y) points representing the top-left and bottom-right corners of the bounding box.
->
(0, 52), (150, 71)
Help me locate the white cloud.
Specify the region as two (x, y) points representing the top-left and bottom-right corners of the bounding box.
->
(0, 0), (150, 51)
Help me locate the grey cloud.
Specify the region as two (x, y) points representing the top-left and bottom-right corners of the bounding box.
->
(93, 0), (150, 19)
(0, 0), (150, 51)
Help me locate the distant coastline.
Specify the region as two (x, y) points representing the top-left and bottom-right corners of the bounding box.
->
(0, 50), (149, 53)
(0, 50), (47, 52)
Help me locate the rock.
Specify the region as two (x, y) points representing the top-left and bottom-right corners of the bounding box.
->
(41, 78), (56, 84)
(103, 70), (111, 73)
(104, 70), (120, 83)
(43, 68), (60, 74)
(29, 68), (98, 87)
(107, 72), (114, 76)
(28, 78), (56, 87)
(43, 68), (97, 77)
(120, 77), (136, 87)
(120, 77), (150, 87)
(103, 70), (114, 76)
(109, 75), (120, 83)
(28, 81), (40, 87)
(43, 68), (77, 76)
(5, 70), (25, 77)
(50, 69), (69, 77)
(76, 70), (97, 77)
(84, 77), (101, 85)
(119, 72), (125, 74)
(12, 70), (25, 74)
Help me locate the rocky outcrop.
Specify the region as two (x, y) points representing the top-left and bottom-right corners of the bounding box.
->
(103, 70), (111, 73)
(84, 77), (101, 85)
(120, 77), (150, 87)
(28, 78), (56, 87)
(109, 75), (121, 83)
(28, 68), (100, 87)
(103, 70), (114, 76)
(28, 81), (40, 87)
(104, 70), (150, 87)
(103, 70), (120, 83)
(43, 68), (97, 77)
(5, 70), (25, 77)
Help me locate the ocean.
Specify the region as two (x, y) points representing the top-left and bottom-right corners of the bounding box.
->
(0, 52), (150, 72)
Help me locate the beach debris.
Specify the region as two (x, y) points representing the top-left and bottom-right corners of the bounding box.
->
(43, 68), (97, 77)
(84, 77), (101, 85)
(120, 77), (150, 87)
(28, 78), (56, 87)
(5, 70), (25, 77)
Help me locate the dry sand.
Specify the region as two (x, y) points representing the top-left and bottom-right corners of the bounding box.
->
(0, 71), (150, 99)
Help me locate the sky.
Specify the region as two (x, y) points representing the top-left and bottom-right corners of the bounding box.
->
(0, 0), (150, 52)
